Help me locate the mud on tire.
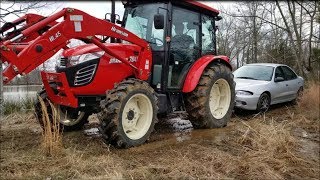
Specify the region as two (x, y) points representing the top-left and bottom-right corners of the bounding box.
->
(185, 63), (235, 128)
(98, 78), (158, 148)
(34, 89), (90, 132)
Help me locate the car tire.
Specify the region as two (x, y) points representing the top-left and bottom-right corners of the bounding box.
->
(292, 87), (303, 105)
(256, 92), (271, 113)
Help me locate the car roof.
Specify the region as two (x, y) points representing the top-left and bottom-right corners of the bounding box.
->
(244, 63), (287, 68)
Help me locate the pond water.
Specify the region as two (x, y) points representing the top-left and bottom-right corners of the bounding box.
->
(3, 85), (42, 102)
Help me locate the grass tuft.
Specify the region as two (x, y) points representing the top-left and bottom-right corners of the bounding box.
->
(37, 96), (63, 157)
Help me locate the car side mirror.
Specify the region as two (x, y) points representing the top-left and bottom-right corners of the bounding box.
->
(275, 77), (285, 82)
(154, 14), (164, 29)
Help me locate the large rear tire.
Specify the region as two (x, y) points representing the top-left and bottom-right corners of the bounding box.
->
(185, 63), (235, 128)
(34, 90), (90, 132)
(98, 79), (158, 148)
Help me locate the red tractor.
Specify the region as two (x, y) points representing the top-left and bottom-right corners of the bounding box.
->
(0, 1), (235, 148)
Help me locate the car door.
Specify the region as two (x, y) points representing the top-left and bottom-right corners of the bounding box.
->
(280, 66), (300, 100)
(272, 66), (289, 104)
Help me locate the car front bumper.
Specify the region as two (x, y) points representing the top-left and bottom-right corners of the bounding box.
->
(235, 94), (260, 110)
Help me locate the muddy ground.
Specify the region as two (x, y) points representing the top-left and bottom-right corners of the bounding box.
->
(0, 87), (319, 179)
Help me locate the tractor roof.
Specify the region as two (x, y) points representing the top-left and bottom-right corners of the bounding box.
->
(184, 1), (219, 15)
(124, 1), (220, 16)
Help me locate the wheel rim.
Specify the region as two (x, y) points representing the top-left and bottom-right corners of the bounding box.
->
(58, 106), (85, 126)
(259, 95), (270, 112)
(209, 79), (231, 119)
(122, 93), (153, 140)
(297, 88), (303, 101)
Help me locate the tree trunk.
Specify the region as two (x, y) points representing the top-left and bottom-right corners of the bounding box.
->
(0, 60), (3, 116)
(276, 0), (304, 75)
(253, 7), (258, 63)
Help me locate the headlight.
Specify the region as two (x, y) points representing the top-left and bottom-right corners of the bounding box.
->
(69, 51), (105, 66)
(236, 90), (253, 95)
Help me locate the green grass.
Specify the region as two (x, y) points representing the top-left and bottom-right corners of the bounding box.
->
(3, 98), (35, 115)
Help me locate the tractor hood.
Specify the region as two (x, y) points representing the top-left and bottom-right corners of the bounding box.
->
(62, 43), (140, 57)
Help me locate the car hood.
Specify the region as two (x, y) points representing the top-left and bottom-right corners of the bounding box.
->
(234, 78), (270, 91)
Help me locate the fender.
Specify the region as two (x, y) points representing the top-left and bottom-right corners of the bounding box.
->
(182, 55), (232, 93)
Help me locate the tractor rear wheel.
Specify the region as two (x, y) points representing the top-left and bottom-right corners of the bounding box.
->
(98, 79), (158, 148)
(185, 63), (235, 128)
(34, 90), (90, 132)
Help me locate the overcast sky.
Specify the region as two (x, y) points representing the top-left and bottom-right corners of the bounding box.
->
(1, 1), (236, 22)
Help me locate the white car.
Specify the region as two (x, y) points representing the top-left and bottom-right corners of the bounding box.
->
(233, 63), (304, 112)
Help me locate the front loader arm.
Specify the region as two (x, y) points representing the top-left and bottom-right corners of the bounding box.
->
(0, 13), (58, 43)
(0, 8), (152, 84)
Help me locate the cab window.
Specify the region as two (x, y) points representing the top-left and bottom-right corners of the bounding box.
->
(202, 15), (215, 55)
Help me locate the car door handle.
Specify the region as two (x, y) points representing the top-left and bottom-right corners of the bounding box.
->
(286, 84), (288, 86)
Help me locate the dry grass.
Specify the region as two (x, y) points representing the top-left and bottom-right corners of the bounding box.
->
(2, 98), (35, 115)
(225, 117), (318, 179)
(37, 96), (63, 157)
(0, 83), (319, 179)
(224, 82), (320, 179)
(299, 81), (319, 111)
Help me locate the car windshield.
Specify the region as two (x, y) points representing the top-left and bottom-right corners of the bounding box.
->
(233, 65), (274, 81)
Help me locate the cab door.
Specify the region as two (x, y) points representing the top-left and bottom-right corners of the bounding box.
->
(167, 6), (200, 89)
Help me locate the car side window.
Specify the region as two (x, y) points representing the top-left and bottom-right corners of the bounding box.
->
(275, 67), (285, 79)
(280, 66), (297, 80)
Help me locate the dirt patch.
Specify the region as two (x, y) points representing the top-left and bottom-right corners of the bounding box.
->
(1, 85), (319, 179)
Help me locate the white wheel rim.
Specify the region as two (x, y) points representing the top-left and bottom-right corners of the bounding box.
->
(58, 106), (85, 126)
(209, 79), (231, 119)
(259, 95), (270, 111)
(122, 93), (153, 140)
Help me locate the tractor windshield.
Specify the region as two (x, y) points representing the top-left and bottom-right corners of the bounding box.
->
(123, 3), (166, 50)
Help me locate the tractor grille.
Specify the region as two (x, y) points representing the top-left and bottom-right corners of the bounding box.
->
(74, 64), (97, 86)
(60, 57), (67, 67)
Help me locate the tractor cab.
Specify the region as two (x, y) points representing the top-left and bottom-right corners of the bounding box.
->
(121, 1), (222, 92)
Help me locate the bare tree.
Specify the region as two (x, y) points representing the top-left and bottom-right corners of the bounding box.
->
(275, 0), (318, 76)
(0, 1), (57, 23)
(217, 1), (318, 79)
(0, 0), (60, 115)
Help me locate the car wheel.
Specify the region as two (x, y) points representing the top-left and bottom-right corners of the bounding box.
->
(292, 87), (303, 104)
(256, 93), (270, 113)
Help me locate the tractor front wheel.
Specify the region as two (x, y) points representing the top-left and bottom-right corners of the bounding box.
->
(185, 63), (235, 128)
(98, 79), (158, 148)
(34, 90), (90, 132)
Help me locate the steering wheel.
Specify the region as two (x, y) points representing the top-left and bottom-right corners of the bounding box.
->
(151, 37), (164, 47)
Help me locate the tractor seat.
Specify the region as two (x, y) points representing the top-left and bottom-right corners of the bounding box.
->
(171, 34), (194, 62)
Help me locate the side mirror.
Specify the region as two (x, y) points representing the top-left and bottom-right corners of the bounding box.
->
(214, 16), (222, 21)
(154, 14), (164, 29)
(275, 77), (285, 82)
(214, 26), (219, 32)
